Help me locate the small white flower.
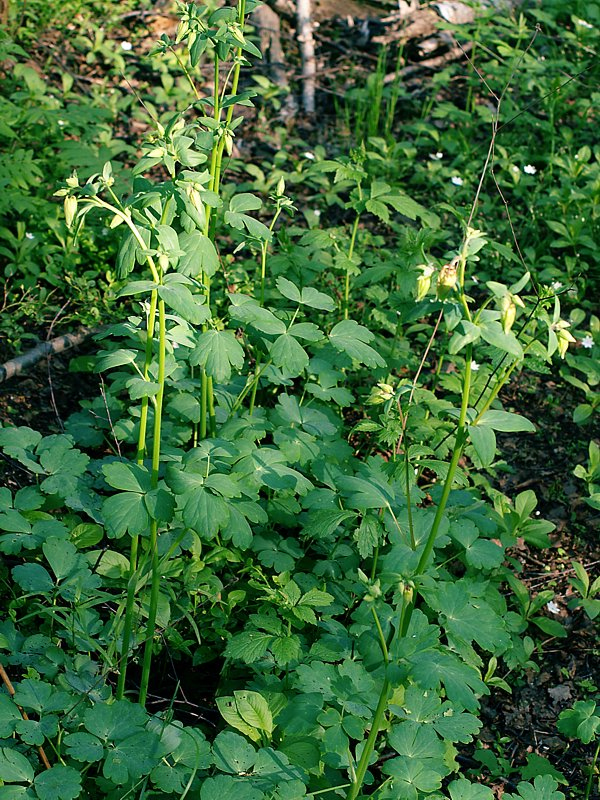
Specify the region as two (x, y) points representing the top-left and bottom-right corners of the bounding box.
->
(546, 600), (560, 615)
(451, 176), (463, 186)
(303, 151), (315, 160)
(511, 165), (519, 173)
(581, 335), (594, 349)
(523, 164), (537, 175)
(57, 119), (66, 127)
(121, 41), (133, 51)
(470, 360), (480, 371)
(429, 152), (443, 160)
(552, 281), (563, 290)
(313, 209), (321, 218)
(25, 232), (35, 240)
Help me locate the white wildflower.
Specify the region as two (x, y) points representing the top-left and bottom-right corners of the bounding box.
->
(57, 119), (66, 127)
(581, 335), (594, 349)
(25, 232), (35, 240)
(121, 41), (133, 51)
(546, 600), (560, 615)
(429, 152), (444, 160)
(451, 176), (463, 186)
(552, 281), (563, 290)
(303, 152), (315, 160)
(523, 164), (537, 175)
(313, 209), (321, 218)
(511, 165), (519, 173)
(470, 360), (480, 372)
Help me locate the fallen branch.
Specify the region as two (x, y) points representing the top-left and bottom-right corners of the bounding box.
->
(0, 328), (95, 384)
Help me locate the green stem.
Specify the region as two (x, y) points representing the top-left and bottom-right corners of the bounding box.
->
(138, 296), (167, 708)
(344, 213), (360, 320)
(416, 346), (473, 574)
(585, 739), (600, 800)
(346, 678), (391, 800)
(116, 281), (158, 700)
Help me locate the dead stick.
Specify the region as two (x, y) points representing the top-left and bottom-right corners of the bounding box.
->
(0, 328), (97, 384)
(0, 662), (51, 769)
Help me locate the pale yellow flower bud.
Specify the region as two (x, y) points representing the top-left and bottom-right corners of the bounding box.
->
(64, 196), (78, 228)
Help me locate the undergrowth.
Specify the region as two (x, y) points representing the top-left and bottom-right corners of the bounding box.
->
(0, 1), (598, 799)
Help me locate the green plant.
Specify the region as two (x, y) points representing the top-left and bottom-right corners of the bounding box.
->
(558, 700), (600, 800)
(0, 3), (595, 799)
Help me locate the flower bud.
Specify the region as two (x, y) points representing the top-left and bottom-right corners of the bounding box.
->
(416, 264), (435, 301)
(557, 327), (576, 358)
(64, 195), (78, 228)
(437, 259), (458, 299)
(158, 253), (170, 272)
(500, 294), (517, 333)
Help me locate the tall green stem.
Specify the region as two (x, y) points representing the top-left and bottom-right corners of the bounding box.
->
(344, 213), (360, 320)
(416, 347), (473, 574)
(139, 295), (167, 707)
(346, 679), (391, 800)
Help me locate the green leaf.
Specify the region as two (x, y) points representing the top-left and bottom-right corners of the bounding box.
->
(0, 748), (34, 782)
(302, 509), (356, 540)
(468, 424), (496, 467)
(530, 616), (567, 639)
(233, 691), (273, 735)
(504, 775), (566, 800)
(0, 695), (21, 737)
(448, 778), (494, 800)
(329, 320), (386, 368)
(228, 294), (286, 334)
(480, 320), (523, 357)
(182, 486), (230, 538)
(477, 410), (535, 433)
(42, 538), (78, 582)
(95, 349), (138, 371)
(354, 513), (383, 558)
(225, 631), (273, 663)
(102, 492), (150, 538)
(275, 278), (335, 311)
(33, 766), (82, 800)
(212, 731), (256, 774)
(158, 283), (211, 325)
(200, 775), (262, 800)
(270, 333), (309, 376)
(63, 732), (104, 763)
(449, 321), (481, 354)
(178, 231), (219, 277)
(557, 701), (599, 744)
(190, 330), (245, 383)
(102, 462), (151, 493)
(216, 696), (262, 742)
(12, 564), (53, 594)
